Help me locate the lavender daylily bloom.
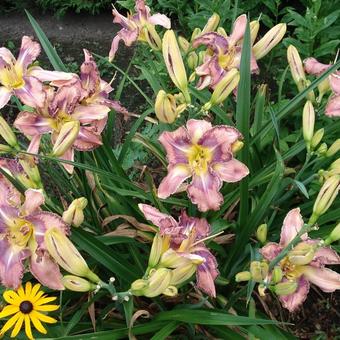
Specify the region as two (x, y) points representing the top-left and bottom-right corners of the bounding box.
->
(0, 169), (68, 289)
(14, 50), (128, 174)
(109, 0), (171, 61)
(139, 204), (219, 297)
(260, 208), (340, 312)
(0, 36), (73, 109)
(304, 57), (340, 117)
(157, 119), (249, 212)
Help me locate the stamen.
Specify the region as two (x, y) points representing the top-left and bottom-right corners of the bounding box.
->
(191, 231), (224, 246)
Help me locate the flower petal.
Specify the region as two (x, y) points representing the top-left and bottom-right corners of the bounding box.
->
(259, 242), (282, 261)
(311, 246), (340, 267)
(149, 13), (171, 28)
(24, 314), (33, 339)
(329, 72), (340, 94)
(0, 312), (21, 336)
(228, 14), (247, 47)
(0, 86), (12, 109)
(14, 111), (53, 136)
(10, 314), (24, 338)
(279, 277), (310, 312)
(16, 36), (41, 71)
(0, 305), (19, 318)
(28, 66), (74, 83)
(187, 170), (223, 212)
(138, 204), (178, 233)
(213, 158), (249, 182)
(159, 126), (191, 164)
(27, 135), (42, 154)
(73, 126), (103, 151)
(325, 95), (340, 117)
(304, 57), (331, 76)
(30, 310), (57, 324)
(22, 189), (44, 215)
(71, 104), (109, 123)
(59, 147), (74, 174)
(301, 266), (340, 292)
(29, 312), (47, 334)
(186, 119), (212, 144)
(0, 47), (16, 65)
(279, 208), (306, 247)
(14, 76), (45, 109)
(158, 164), (191, 199)
(192, 32), (228, 55)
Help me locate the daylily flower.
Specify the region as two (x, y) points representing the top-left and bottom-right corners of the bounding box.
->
(0, 36), (73, 109)
(109, 0), (171, 61)
(304, 57), (340, 116)
(157, 119), (249, 211)
(138, 204), (219, 297)
(192, 15), (286, 90)
(14, 50), (128, 173)
(260, 208), (340, 312)
(0, 170), (68, 290)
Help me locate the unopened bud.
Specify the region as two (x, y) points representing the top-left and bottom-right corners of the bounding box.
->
(187, 52), (198, 70)
(250, 261), (268, 282)
(274, 281), (298, 296)
(288, 242), (316, 265)
(155, 90), (178, 124)
(130, 279), (148, 296)
(330, 159), (340, 171)
(324, 222), (340, 245)
(191, 28), (202, 42)
(317, 78), (330, 103)
(250, 21), (260, 45)
(304, 79), (316, 102)
(271, 266), (283, 284)
(143, 268), (172, 297)
(311, 175), (340, 220)
(217, 27), (227, 37)
(203, 69), (240, 109)
(231, 141), (244, 154)
(302, 101), (315, 146)
(143, 24), (162, 50)
(178, 36), (190, 53)
(287, 45), (306, 89)
(258, 283), (266, 296)
(316, 143), (328, 156)
(0, 115), (18, 149)
(202, 13), (220, 34)
(62, 275), (97, 292)
(148, 233), (163, 267)
(310, 128), (324, 150)
(326, 139), (340, 157)
(235, 271), (251, 282)
(256, 224), (267, 244)
(52, 121), (80, 157)
(0, 144), (12, 154)
(163, 285), (178, 296)
(198, 50), (206, 65)
(253, 23), (287, 60)
(62, 197), (88, 227)
(170, 262), (197, 286)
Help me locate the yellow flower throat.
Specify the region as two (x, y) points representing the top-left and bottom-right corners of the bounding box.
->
(188, 144), (212, 175)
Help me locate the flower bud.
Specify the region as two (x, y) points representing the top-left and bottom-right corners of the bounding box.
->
(250, 20), (260, 45)
(163, 285), (178, 296)
(287, 45), (306, 90)
(274, 281), (298, 296)
(130, 279), (148, 296)
(253, 23), (287, 60)
(187, 52), (198, 70)
(235, 271), (251, 282)
(316, 143), (328, 156)
(0, 144), (12, 154)
(202, 13), (220, 34)
(52, 121), (80, 157)
(45, 227), (100, 283)
(326, 139), (340, 157)
(231, 141), (244, 154)
(302, 101), (315, 147)
(191, 28), (202, 42)
(304, 79), (316, 102)
(288, 242), (316, 265)
(271, 266), (283, 284)
(330, 158), (340, 171)
(312, 175), (340, 219)
(178, 36), (190, 53)
(324, 222), (340, 245)
(217, 27), (227, 37)
(0, 115), (18, 149)
(163, 30), (190, 102)
(250, 261), (268, 282)
(258, 283), (266, 296)
(155, 90), (178, 124)
(62, 275), (97, 292)
(19, 157), (43, 189)
(62, 197), (88, 227)
(142, 24), (162, 51)
(148, 233), (164, 267)
(143, 268), (172, 297)
(203, 68), (240, 110)
(256, 224), (267, 244)
(310, 128), (324, 150)
(317, 78), (330, 103)
(170, 262), (197, 286)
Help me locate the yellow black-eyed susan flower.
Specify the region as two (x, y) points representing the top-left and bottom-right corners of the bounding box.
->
(0, 282), (59, 339)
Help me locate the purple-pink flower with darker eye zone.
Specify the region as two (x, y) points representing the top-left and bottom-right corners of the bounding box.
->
(260, 208), (340, 312)
(0, 167), (68, 290)
(304, 57), (340, 117)
(0, 36), (73, 109)
(109, 0), (171, 61)
(139, 204), (219, 297)
(14, 50), (128, 174)
(157, 119), (249, 212)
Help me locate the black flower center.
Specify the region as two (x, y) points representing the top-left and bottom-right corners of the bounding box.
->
(19, 301), (33, 314)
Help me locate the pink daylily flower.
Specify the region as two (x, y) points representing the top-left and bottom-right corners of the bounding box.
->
(260, 208), (340, 312)
(304, 57), (340, 117)
(192, 15), (259, 90)
(0, 36), (73, 109)
(109, 0), (171, 61)
(14, 50), (128, 173)
(157, 119), (249, 212)
(0, 169), (68, 290)
(139, 204), (219, 297)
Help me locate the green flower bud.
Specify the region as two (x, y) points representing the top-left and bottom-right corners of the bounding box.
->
(310, 128), (324, 150)
(250, 261), (269, 282)
(62, 275), (97, 292)
(256, 224), (268, 244)
(235, 271), (252, 282)
(274, 281), (298, 296)
(271, 266), (283, 284)
(288, 242), (316, 265)
(324, 222), (340, 245)
(0, 115), (18, 149)
(326, 139), (340, 157)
